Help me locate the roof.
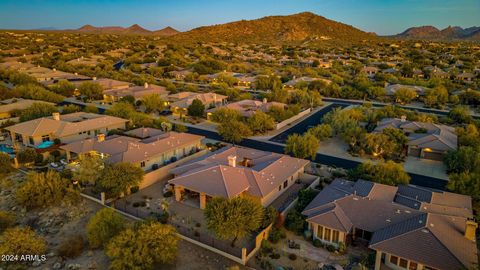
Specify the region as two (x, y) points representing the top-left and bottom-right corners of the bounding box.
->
(385, 84), (428, 96)
(374, 118), (457, 151)
(303, 179), (477, 270)
(0, 99), (55, 114)
(169, 146), (309, 199)
(103, 83), (168, 99)
(124, 127), (166, 139)
(209, 99), (286, 118)
(61, 130), (204, 164)
(168, 92), (227, 109)
(5, 112), (128, 137)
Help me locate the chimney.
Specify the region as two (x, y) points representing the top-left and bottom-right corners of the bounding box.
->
(465, 220), (478, 241)
(262, 98), (267, 104)
(53, 68), (56, 72)
(97, 134), (105, 142)
(400, 115), (407, 122)
(52, 112), (60, 121)
(227, 155), (237, 168)
(144, 82), (149, 89)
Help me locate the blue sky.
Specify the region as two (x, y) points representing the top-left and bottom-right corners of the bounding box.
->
(0, 0), (478, 35)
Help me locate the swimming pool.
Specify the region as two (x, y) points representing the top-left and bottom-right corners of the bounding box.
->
(0, 144), (14, 154)
(36, 141), (54, 149)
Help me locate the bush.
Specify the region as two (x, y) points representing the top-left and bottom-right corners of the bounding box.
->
(57, 235), (84, 258)
(0, 153), (14, 175)
(130, 186), (139, 193)
(326, 244), (336, 252)
(288, 253), (297, 260)
(0, 211), (16, 233)
(87, 208), (125, 248)
(285, 210), (305, 235)
(163, 191), (173, 197)
(268, 227), (286, 244)
(338, 242), (346, 253)
(313, 239), (323, 248)
(16, 148), (37, 164)
(269, 252), (280, 259)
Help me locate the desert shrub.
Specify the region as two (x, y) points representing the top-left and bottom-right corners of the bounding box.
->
(313, 239), (323, 248)
(326, 244), (336, 252)
(58, 235), (84, 258)
(285, 210), (305, 235)
(288, 253), (297, 260)
(268, 227), (286, 244)
(0, 211), (16, 233)
(86, 208), (125, 248)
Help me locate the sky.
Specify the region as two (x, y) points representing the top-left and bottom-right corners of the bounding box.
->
(0, 0), (479, 35)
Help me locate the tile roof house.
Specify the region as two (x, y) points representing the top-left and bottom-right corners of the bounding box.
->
(169, 146), (309, 209)
(208, 99), (286, 118)
(102, 82), (169, 102)
(302, 179), (477, 270)
(6, 112), (128, 148)
(167, 92), (227, 114)
(374, 117), (457, 161)
(61, 128), (204, 172)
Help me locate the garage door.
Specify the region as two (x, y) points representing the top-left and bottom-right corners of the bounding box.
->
(423, 151), (444, 161)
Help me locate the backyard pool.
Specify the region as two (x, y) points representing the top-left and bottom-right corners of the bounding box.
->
(0, 144), (14, 154)
(36, 141), (54, 149)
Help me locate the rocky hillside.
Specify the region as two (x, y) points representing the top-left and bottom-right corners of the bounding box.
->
(168, 12), (375, 44)
(395, 25), (480, 40)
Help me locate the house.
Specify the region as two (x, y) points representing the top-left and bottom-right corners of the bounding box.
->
(361, 66), (379, 77)
(168, 92), (227, 114)
(428, 67), (449, 79)
(169, 69), (193, 80)
(0, 99), (55, 120)
(374, 117), (457, 161)
(102, 82), (169, 102)
(456, 72), (475, 83)
(168, 146), (309, 209)
(302, 179), (477, 270)
(385, 84), (428, 97)
(283, 77), (332, 89)
(72, 78), (132, 93)
(208, 99), (286, 118)
(61, 128), (204, 172)
(6, 112), (128, 148)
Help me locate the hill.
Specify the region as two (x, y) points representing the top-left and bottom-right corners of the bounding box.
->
(75, 24), (179, 35)
(394, 25), (480, 40)
(168, 12), (374, 44)
(153, 26), (180, 36)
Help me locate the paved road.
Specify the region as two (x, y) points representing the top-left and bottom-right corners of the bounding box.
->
(185, 125), (448, 190)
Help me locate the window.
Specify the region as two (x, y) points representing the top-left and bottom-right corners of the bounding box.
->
(87, 130), (91, 135)
(41, 135), (50, 142)
(317, 225), (323, 239)
(283, 180), (288, 188)
(332, 230), (339, 243)
(278, 185), (282, 191)
(409, 262), (418, 270)
(390, 256), (398, 265)
(324, 228), (331, 241)
(29, 137), (34, 145)
(140, 161), (145, 167)
(399, 258), (408, 268)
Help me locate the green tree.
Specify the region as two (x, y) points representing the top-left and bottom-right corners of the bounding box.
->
(19, 102), (58, 122)
(97, 163), (144, 197)
(423, 85), (448, 108)
(84, 105), (99, 113)
(0, 211), (16, 233)
(16, 148), (38, 164)
(78, 81), (103, 101)
(205, 197), (263, 246)
(142, 93), (165, 113)
(174, 124), (187, 132)
(87, 208), (125, 248)
(285, 133), (319, 160)
(307, 124), (333, 141)
(363, 133), (396, 159)
(0, 227), (46, 258)
(62, 104), (81, 114)
(49, 80), (75, 96)
(16, 170), (78, 209)
(247, 111), (275, 134)
(218, 120), (252, 144)
(353, 161), (410, 186)
(11, 84), (64, 103)
(394, 88), (417, 104)
(187, 98), (205, 117)
(73, 155), (104, 186)
(444, 146), (480, 174)
(0, 153), (14, 175)
(211, 107), (240, 123)
(449, 106), (472, 124)
(106, 222), (179, 270)
(447, 172), (480, 203)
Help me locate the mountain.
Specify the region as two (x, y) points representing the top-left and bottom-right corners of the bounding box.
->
(75, 24), (178, 35)
(394, 25), (480, 40)
(169, 12), (374, 44)
(153, 26), (180, 36)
